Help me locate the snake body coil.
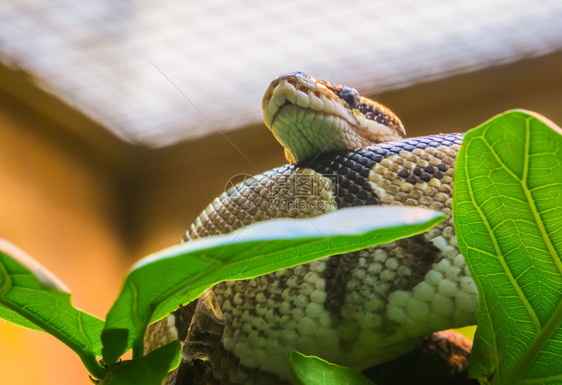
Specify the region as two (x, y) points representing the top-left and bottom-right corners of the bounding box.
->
(146, 73), (478, 385)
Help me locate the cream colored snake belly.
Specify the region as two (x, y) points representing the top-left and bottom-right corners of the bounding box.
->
(145, 73), (478, 385)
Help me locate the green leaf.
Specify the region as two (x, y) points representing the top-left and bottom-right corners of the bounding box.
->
(0, 240), (106, 379)
(100, 339), (181, 385)
(102, 206), (445, 364)
(101, 328), (130, 365)
(453, 110), (562, 384)
(290, 351), (375, 385)
(0, 303), (46, 332)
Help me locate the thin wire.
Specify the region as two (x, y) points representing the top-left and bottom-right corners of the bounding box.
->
(146, 57), (259, 171)
(372, 58), (415, 100)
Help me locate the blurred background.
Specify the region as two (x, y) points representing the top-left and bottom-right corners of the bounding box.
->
(0, 0), (561, 383)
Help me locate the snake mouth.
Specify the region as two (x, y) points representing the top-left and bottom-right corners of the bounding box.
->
(262, 72), (406, 162)
(262, 72), (355, 129)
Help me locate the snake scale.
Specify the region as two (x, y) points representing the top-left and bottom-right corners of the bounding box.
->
(145, 72), (478, 385)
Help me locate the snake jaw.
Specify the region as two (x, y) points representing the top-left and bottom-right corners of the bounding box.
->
(262, 72), (406, 163)
(263, 73), (360, 163)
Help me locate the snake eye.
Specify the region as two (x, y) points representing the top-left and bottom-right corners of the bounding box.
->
(339, 87), (361, 109)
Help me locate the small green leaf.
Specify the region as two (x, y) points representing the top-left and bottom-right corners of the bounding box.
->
(101, 328), (130, 366)
(100, 339), (181, 385)
(0, 240), (105, 379)
(102, 206), (445, 363)
(454, 110), (562, 384)
(290, 351), (375, 385)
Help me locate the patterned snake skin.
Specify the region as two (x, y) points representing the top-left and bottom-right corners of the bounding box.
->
(145, 75), (479, 385)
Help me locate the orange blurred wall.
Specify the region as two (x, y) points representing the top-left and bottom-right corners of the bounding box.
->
(0, 98), (129, 384)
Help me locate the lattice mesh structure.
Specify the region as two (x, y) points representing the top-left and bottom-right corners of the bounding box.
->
(1, 0), (561, 146)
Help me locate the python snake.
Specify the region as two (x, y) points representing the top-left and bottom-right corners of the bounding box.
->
(145, 72), (478, 385)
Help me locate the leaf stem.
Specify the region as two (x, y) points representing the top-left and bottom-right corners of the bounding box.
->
(503, 299), (562, 385)
(80, 354), (106, 380)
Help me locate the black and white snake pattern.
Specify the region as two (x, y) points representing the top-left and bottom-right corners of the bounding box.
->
(145, 73), (478, 385)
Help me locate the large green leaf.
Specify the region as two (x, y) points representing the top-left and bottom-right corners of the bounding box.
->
(102, 206), (445, 364)
(290, 351), (375, 385)
(0, 240), (105, 379)
(453, 110), (562, 384)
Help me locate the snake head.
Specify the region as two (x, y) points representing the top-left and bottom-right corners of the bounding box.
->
(262, 72), (406, 163)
